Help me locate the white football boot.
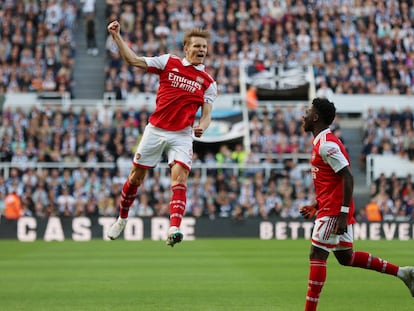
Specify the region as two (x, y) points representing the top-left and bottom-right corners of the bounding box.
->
(107, 217), (127, 240)
(166, 226), (183, 247)
(399, 266), (414, 297)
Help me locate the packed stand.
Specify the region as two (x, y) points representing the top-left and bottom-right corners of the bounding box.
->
(358, 172), (414, 222)
(0, 0), (77, 97)
(104, 0), (414, 98)
(359, 105), (414, 170)
(358, 104), (414, 221)
(0, 103), (318, 221)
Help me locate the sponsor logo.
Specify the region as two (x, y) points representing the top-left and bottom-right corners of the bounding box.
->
(168, 72), (202, 93)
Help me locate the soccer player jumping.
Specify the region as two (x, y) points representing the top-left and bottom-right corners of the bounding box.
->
(106, 20), (217, 246)
(300, 98), (414, 310)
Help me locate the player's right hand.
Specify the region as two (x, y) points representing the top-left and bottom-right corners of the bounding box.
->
(300, 205), (317, 219)
(107, 21), (120, 35)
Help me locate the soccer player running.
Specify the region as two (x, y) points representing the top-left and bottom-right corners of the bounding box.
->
(106, 20), (217, 246)
(300, 98), (414, 310)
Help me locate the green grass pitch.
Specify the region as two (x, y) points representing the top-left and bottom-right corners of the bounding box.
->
(1, 239), (413, 311)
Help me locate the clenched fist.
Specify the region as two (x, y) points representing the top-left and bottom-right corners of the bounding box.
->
(193, 126), (204, 138)
(107, 20), (120, 36)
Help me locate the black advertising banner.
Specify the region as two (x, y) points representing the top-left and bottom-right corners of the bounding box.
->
(1, 216), (413, 241)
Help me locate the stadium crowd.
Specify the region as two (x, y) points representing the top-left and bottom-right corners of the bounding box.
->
(358, 105), (414, 222)
(360, 105), (414, 167)
(104, 0), (414, 97)
(0, 0), (414, 97)
(0, 0), (78, 98)
(0, 103), (317, 220)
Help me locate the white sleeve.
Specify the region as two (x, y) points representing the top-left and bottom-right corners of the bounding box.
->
(319, 141), (349, 173)
(142, 54), (170, 70)
(204, 81), (217, 105)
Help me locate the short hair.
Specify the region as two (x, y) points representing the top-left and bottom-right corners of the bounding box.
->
(183, 28), (210, 46)
(312, 97), (336, 125)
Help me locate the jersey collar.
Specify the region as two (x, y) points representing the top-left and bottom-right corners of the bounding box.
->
(182, 58), (205, 70)
(313, 128), (331, 145)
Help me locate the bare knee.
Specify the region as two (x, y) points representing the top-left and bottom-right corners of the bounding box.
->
(309, 246), (329, 260)
(334, 249), (353, 266)
(171, 163), (189, 185)
(128, 166), (147, 186)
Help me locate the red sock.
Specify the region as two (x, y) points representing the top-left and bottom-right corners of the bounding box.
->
(305, 259), (326, 311)
(169, 184), (187, 227)
(119, 180), (139, 218)
(349, 251), (399, 275)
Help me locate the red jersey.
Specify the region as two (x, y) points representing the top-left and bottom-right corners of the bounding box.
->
(311, 128), (355, 224)
(143, 54), (217, 131)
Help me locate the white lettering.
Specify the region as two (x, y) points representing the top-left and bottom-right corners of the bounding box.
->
(181, 218), (196, 241)
(151, 217), (170, 240)
(399, 223), (410, 240)
(6, 218), (414, 242)
(353, 222), (367, 240)
(17, 217), (37, 242)
(369, 223), (381, 240)
(168, 72), (201, 92)
(260, 222), (273, 239)
(288, 222), (301, 239)
(124, 218), (144, 241)
(275, 222), (287, 240)
(383, 223), (396, 240)
(72, 217), (91, 241)
(302, 222), (314, 239)
(178, 82), (196, 93)
(44, 217), (65, 241)
(99, 217), (116, 241)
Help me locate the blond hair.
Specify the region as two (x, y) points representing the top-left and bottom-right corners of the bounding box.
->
(183, 28), (210, 47)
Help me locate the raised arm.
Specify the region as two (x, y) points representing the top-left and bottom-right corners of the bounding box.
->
(107, 20), (147, 70)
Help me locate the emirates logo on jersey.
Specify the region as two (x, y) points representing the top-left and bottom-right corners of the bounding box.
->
(172, 68), (179, 72)
(196, 76), (204, 84)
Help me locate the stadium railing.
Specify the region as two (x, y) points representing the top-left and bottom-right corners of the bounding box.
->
(0, 162), (310, 181)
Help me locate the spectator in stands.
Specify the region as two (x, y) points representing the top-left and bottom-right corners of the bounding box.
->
(56, 186), (76, 216)
(404, 128), (414, 161)
(316, 80), (334, 102)
(4, 191), (22, 220)
(215, 184), (235, 218)
(32, 180), (49, 211)
(82, 0), (96, 16)
(216, 144), (234, 176)
(365, 200), (383, 222)
(85, 12), (98, 56)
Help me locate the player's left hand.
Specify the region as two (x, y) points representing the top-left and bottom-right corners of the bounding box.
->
(193, 126), (204, 137)
(333, 213), (348, 235)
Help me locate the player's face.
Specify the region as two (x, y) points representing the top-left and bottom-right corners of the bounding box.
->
(184, 36), (208, 66)
(303, 106), (316, 132)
